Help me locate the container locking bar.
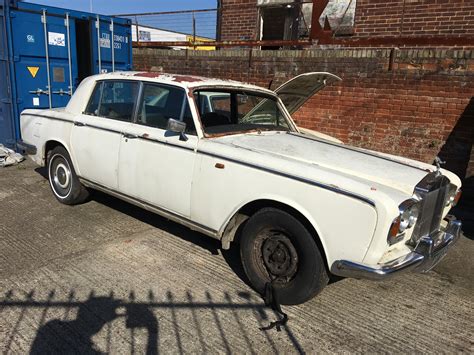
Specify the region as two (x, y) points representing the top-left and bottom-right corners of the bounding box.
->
(110, 19), (115, 72)
(65, 13), (73, 96)
(41, 9), (52, 108)
(96, 15), (102, 73)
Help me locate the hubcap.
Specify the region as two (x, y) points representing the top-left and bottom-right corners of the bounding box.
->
(49, 154), (72, 198)
(54, 163), (70, 189)
(260, 233), (298, 281)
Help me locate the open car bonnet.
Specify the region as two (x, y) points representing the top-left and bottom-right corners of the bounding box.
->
(275, 72), (342, 115)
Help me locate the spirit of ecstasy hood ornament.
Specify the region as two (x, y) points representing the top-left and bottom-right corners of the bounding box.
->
(434, 156), (445, 176)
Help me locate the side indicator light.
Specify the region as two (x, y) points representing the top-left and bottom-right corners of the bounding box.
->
(453, 190), (462, 206)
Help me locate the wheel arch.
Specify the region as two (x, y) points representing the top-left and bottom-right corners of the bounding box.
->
(220, 198), (330, 270)
(43, 139), (71, 165)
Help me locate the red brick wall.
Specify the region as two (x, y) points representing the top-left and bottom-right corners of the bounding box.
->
(353, 0), (474, 37)
(219, 0), (259, 41)
(133, 47), (474, 180)
(218, 0), (474, 41)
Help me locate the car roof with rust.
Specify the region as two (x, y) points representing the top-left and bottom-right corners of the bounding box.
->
(91, 71), (275, 94)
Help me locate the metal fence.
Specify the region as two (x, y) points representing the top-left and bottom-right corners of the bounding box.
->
(115, 9), (218, 46)
(116, 2), (473, 50)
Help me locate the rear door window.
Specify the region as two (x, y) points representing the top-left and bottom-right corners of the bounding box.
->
(98, 81), (139, 122)
(137, 83), (186, 130)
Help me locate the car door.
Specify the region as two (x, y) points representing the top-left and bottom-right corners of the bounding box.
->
(70, 80), (139, 190)
(117, 82), (198, 218)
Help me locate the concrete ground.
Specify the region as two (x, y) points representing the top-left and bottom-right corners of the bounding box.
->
(1, 160), (473, 354)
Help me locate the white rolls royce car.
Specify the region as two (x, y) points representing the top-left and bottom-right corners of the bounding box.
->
(19, 71), (462, 305)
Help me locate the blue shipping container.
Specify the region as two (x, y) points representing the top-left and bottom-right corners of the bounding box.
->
(0, 0), (132, 148)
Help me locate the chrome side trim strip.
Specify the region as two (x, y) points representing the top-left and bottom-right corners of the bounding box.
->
(138, 135), (195, 152)
(197, 150), (376, 207)
(81, 122), (122, 135)
(290, 132), (427, 172)
(79, 177), (219, 239)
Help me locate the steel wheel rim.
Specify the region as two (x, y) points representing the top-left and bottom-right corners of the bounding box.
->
(253, 229), (299, 284)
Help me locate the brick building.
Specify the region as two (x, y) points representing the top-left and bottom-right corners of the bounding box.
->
(218, 0), (474, 43)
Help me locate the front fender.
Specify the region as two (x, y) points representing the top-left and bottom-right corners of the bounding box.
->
(217, 191), (378, 268)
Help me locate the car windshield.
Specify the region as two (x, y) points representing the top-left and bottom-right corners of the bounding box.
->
(194, 89), (292, 135)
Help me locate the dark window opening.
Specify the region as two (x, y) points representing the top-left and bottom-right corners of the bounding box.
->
(75, 20), (93, 84)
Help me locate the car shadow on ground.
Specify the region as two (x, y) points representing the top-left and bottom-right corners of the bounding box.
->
(35, 165), (254, 287)
(1, 288), (304, 354)
(33, 166), (347, 289)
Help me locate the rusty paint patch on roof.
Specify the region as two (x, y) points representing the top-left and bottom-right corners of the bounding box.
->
(169, 75), (204, 83)
(133, 72), (204, 83)
(134, 72), (159, 78)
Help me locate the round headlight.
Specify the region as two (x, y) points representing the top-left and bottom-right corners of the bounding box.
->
(388, 199), (420, 245)
(398, 200), (419, 233)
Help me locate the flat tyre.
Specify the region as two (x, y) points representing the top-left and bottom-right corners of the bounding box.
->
(240, 208), (328, 305)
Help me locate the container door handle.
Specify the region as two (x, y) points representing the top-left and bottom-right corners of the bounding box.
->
(29, 89), (50, 96)
(52, 89), (72, 96)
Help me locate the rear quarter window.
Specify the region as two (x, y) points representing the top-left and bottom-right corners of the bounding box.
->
(84, 82), (102, 116)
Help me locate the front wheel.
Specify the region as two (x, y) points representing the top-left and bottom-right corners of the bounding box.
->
(47, 146), (89, 205)
(240, 208), (328, 305)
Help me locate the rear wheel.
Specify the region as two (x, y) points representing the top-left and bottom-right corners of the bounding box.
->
(240, 208), (328, 305)
(47, 146), (89, 205)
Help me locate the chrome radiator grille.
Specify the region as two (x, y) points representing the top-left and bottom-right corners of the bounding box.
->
(411, 174), (450, 241)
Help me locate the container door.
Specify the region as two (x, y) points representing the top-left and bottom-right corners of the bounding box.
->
(91, 16), (132, 74)
(10, 9), (78, 113)
(0, 4), (16, 147)
(110, 20), (132, 72)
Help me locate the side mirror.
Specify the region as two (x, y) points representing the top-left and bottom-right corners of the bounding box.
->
(167, 118), (188, 141)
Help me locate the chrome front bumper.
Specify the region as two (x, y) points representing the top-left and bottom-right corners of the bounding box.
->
(331, 219), (462, 280)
